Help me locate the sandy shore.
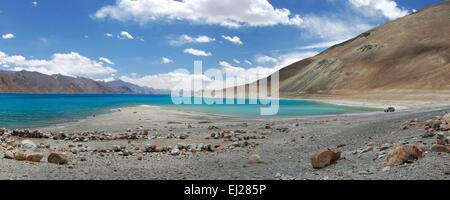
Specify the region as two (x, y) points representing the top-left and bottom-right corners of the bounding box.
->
(1, 101), (449, 180)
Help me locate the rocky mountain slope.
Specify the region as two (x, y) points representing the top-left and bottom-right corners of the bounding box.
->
(269, 2), (450, 101)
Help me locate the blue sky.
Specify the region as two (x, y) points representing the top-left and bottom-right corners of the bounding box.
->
(0, 0), (443, 89)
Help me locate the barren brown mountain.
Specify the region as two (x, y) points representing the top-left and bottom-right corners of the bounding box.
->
(267, 2), (450, 101)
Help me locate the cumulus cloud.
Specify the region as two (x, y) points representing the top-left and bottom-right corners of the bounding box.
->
(105, 33), (114, 37)
(184, 48), (212, 57)
(119, 50), (318, 90)
(118, 31), (134, 39)
(161, 57), (173, 64)
(348, 0), (409, 20)
(255, 55), (278, 64)
(99, 57), (115, 65)
(221, 35), (243, 45)
(0, 51), (117, 80)
(169, 34), (215, 46)
(93, 0), (303, 28)
(2, 33), (15, 39)
(299, 15), (373, 41)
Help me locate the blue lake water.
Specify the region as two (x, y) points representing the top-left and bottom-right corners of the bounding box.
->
(0, 94), (377, 128)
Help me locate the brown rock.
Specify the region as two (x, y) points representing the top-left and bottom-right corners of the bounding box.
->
(386, 144), (423, 166)
(430, 144), (450, 153)
(179, 133), (189, 140)
(26, 153), (44, 162)
(14, 152), (27, 161)
(310, 148), (341, 169)
(48, 152), (69, 165)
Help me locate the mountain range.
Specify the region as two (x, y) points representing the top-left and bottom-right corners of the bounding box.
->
(0, 70), (168, 94)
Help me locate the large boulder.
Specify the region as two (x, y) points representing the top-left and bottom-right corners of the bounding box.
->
(386, 144), (423, 166)
(21, 139), (37, 151)
(310, 148), (342, 169)
(48, 152), (69, 165)
(13, 151), (28, 161)
(26, 153), (44, 162)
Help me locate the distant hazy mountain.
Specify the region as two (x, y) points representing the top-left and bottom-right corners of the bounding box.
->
(0, 70), (168, 94)
(107, 80), (170, 95)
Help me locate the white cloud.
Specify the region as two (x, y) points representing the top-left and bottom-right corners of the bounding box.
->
(274, 51), (318, 67)
(298, 39), (347, 50)
(161, 57), (173, 64)
(184, 48), (212, 57)
(169, 34), (215, 46)
(221, 35), (243, 45)
(233, 59), (240, 64)
(118, 31), (134, 40)
(245, 60), (252, 65)
(99, 57), (115, 65)
(2, 33), (15, 39)
(105, 33), (114, 37)
(120, 71), (209, 91)
(120, 50), (318, 90)
(0, 51), (117, 80)
(299, 15), (373, 41)
(255, 55), (278, 64)
(348, 0), (409, 20)
(93, 0), (303, 28)
(32, 1), (38, 7)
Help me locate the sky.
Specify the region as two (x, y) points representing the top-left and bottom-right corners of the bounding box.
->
(0, 0), (443, 90)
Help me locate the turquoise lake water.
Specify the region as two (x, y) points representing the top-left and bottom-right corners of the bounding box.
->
(0, 94), (377, 128)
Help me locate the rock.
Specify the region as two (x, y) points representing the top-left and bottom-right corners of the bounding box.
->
(443, 113), (450, 124)
(310, 148), (342, 169)
(206, 144), (215, 152)
(422, 132), (436, 138)
(437, 132), (447, 145)
(80, 157), (87, 161)
(361, 144), (374, 153)
(179, 133), (189, 140)
(4, 151), (14, 159)
(386, 144), (423, 166)
(379, 143), (392, 151)
(440, 124), (450, 131)
(248, 154), (261, 164)
(26, 153), (43, 162)
(382, 166), (391, 172)
(112, 145), (121, 152)
(170, 148), (180, 156)
(14, 152), (28, 161)
(48, 152), (69, 165)
(21, 139), (37, 151)
(430, 144), (450, 153)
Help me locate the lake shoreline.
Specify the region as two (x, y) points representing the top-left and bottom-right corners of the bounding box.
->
(1, 100), (449, 180)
